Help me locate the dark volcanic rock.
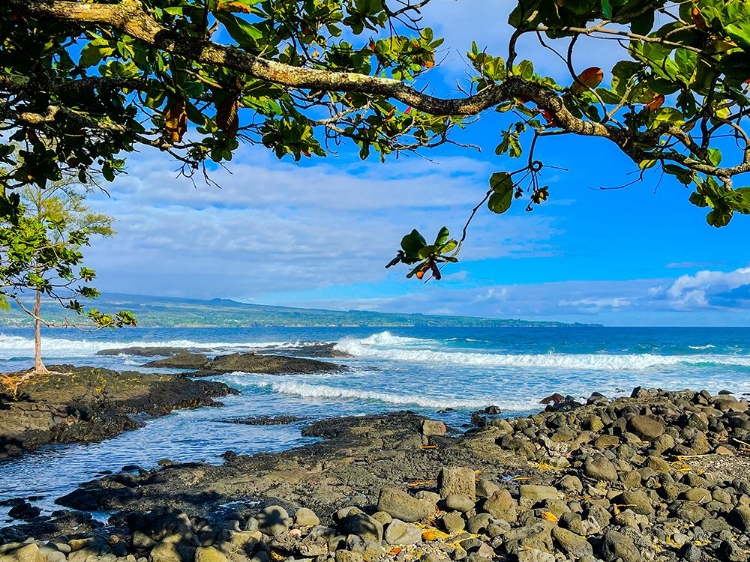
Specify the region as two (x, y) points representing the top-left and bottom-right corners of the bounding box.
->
(0, 366), (235, 461)
(147, 352), (344, 375)
(206, 353), (342, 375)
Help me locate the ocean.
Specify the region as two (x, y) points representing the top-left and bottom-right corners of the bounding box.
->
(1, 325), (749, 522)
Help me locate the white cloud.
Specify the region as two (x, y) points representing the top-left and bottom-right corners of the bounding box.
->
(660, 267), (750, 310)
(84, 147), (558, 299)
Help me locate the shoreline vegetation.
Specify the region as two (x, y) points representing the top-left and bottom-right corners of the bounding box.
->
(2, 356), (750, 561)
(0, 294), (602, 329)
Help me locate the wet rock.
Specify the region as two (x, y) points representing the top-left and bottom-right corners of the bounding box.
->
(7, 502), (40, 520)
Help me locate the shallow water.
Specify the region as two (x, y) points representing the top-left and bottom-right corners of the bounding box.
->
(1, 326), (749, 524)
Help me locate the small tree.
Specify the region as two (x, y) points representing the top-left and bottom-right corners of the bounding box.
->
(0, 178), (135, 374)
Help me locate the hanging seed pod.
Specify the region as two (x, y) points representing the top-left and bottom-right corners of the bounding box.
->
(164, 100), (187, 143)
(216, 96), (240, 139)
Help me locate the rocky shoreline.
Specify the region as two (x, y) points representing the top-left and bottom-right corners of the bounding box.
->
(3, 387), (750, 561)
(0, 366), (236, 461)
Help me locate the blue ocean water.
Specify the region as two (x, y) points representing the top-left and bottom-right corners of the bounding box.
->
(1, 325), (749, 522)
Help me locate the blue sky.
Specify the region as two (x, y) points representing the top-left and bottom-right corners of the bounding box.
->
(83, 0), (750, 326)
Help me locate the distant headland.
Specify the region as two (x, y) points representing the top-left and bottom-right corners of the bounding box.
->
(0, 293), (602, 328)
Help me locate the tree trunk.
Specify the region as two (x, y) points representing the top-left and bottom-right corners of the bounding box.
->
(33, 290), (49, 374)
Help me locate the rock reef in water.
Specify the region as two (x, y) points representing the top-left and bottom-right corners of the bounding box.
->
(0, 366), (235, 461)
(145, 352), (345, 376)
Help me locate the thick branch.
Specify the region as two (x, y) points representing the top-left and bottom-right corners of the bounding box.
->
(10, 0), (750, 181)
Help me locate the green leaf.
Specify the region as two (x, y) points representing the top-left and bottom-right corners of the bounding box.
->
(400, 229), (427, 256)
(489, 171), (513, 193)
(600, 0), (612, 19)
(707, 208), (733, 227)
(733, 188), (750, 214)
(631, 10), (654, 35)
(707, 148), (722, 166)
(215, 12), (262, 48)
(417, 245), (437, 259)
(433, 226), (450, 247)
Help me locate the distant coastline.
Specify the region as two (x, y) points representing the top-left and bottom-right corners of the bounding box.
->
(0, 293), (602, 329)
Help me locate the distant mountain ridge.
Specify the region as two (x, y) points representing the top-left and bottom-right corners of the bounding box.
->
(0, 293), (602, 328)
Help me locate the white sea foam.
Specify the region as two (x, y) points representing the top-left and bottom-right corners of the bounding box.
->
(234, 377), (533, 410)
(688, 345), (716, 350)
(354, 331), (433, 347)
(335, 338), (750, 371)
(0, 334), (321, 359)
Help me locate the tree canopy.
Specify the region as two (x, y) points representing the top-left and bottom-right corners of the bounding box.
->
(2, 0), (750, 279)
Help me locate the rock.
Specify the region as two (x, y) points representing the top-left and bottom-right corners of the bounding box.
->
(559, 475), (583, 493)
(0, 544), (39, 562)
(646, 455), (671, 473)
(517, 550), (555, 562)
(731, 506), (750, 532)
(628, 415), (665, 440)
(551, 527), (594, 559)
(503, 523), (554, 554)
(594, 434), (620, 448)
(680, 543), (703, 562)
(340, 513), (383, 543)
(377, 488), (432, 523)
(335, 551), (364, 562)
(294, 508), (320, 527)
(674, 501), (709, 524)
(599, 530), (642, 562)
(384, 519), (422, 545)
(519, 485), (558, 503)
(195, 547), (228, 562)
(583, 455), (618, 482)
(482, 489), (517, 522)
(612, 491), (653, 515)
(422, 552), (451, 562)
(256, 506), (292, 536)
(150, 541), (194, 562)
(466, 513), (493, 535)
(719, 540), (748, 562)
(441, 512), (465, 534)
(438, 467), (476, 500)
(475, 479), (499, 498)
(683, 488), (711, 503)
(444, 495), (474, 513)
(7, 502), (41, 520)
(422, 420), (447, 437)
